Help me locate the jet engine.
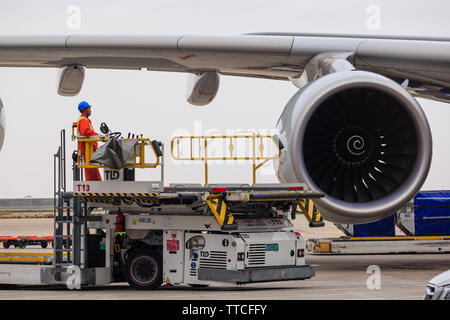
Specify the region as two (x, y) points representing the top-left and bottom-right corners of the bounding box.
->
(276, 71), (432, 223)
(0, 97), (5, 151)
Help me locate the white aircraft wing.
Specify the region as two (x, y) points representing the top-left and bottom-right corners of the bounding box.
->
(0, 33), (449, 223)
(0, 33), (449, 101)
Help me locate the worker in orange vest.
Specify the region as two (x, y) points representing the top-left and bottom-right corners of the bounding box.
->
(77, 101), (102, 181)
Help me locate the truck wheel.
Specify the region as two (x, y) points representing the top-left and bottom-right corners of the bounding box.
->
(3, 242), (10, 249)
(125, 249), (162, 290)
(41, 241), (48, 249)
(18, 241), (26, 249)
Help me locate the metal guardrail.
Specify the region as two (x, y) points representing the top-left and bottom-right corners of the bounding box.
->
(171, 132), (281, 186)
(75, 137), (160, 169)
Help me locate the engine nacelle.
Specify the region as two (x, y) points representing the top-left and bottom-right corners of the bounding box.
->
(0, 97), (5, 151)
(276, 71), (432, 223)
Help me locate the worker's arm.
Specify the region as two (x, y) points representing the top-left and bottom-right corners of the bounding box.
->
(78, 118), (98, 137)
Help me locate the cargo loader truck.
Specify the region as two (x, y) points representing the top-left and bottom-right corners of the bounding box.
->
(0, 128), (323, 289)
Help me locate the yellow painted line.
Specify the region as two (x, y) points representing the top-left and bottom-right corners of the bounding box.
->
(249, 197), (321, 202)
(0, 252), (53, 257)
(0, 252), (70, 257)
(0, 257), (47, 262)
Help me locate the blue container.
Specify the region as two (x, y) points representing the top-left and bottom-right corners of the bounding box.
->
(413, 191), (450, 236)
(353, 214), (395, 237)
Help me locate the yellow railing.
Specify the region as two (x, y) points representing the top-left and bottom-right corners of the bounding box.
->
(171, 132), (281, 186)
(77, 137), (160, 169)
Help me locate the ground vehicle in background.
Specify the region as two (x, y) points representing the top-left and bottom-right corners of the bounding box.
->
(424, 270), (450, 300)
(0, 236), (54, 249)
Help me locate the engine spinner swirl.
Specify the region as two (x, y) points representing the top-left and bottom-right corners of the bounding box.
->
(334, 126), (372, 166)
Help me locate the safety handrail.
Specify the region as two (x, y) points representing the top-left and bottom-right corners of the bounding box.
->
(77, 137), (160, 169)
(171, 133), (281, 186)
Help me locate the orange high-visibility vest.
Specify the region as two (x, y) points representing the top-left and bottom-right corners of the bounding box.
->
(77, 114), (98, 155)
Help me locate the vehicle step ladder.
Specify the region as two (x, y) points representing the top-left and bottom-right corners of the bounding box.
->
(53, 129), (87, 268)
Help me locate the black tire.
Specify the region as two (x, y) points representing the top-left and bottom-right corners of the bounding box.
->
(41, 241), (48, 249)
(3, 242), (10, 249)
(18, 241), (26, 249)
(124, 249), (163, 290)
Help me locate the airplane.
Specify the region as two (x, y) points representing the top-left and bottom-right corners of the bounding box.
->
(0, 33), (449, 224)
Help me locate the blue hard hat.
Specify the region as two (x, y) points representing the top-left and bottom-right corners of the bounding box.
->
(78, 101), (92, 111)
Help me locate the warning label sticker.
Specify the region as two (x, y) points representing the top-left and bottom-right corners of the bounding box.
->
(166, 240), (180, 251)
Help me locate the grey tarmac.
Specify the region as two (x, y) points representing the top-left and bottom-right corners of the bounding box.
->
(0, 253), (447, 300)
(0, 218), (448, 299)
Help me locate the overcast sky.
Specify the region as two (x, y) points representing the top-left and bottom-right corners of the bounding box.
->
(0, 1), (449, 198)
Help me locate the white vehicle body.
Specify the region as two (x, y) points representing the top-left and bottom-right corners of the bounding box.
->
(81, 181), (319, 289)
(424, 270), (450, 300)
(123, 214), (312, 287)
(0, 203), (315, 289)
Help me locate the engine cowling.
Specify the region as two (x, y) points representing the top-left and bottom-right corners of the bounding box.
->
(0, 97), (5, 151)
(276, 71), (432, 223)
